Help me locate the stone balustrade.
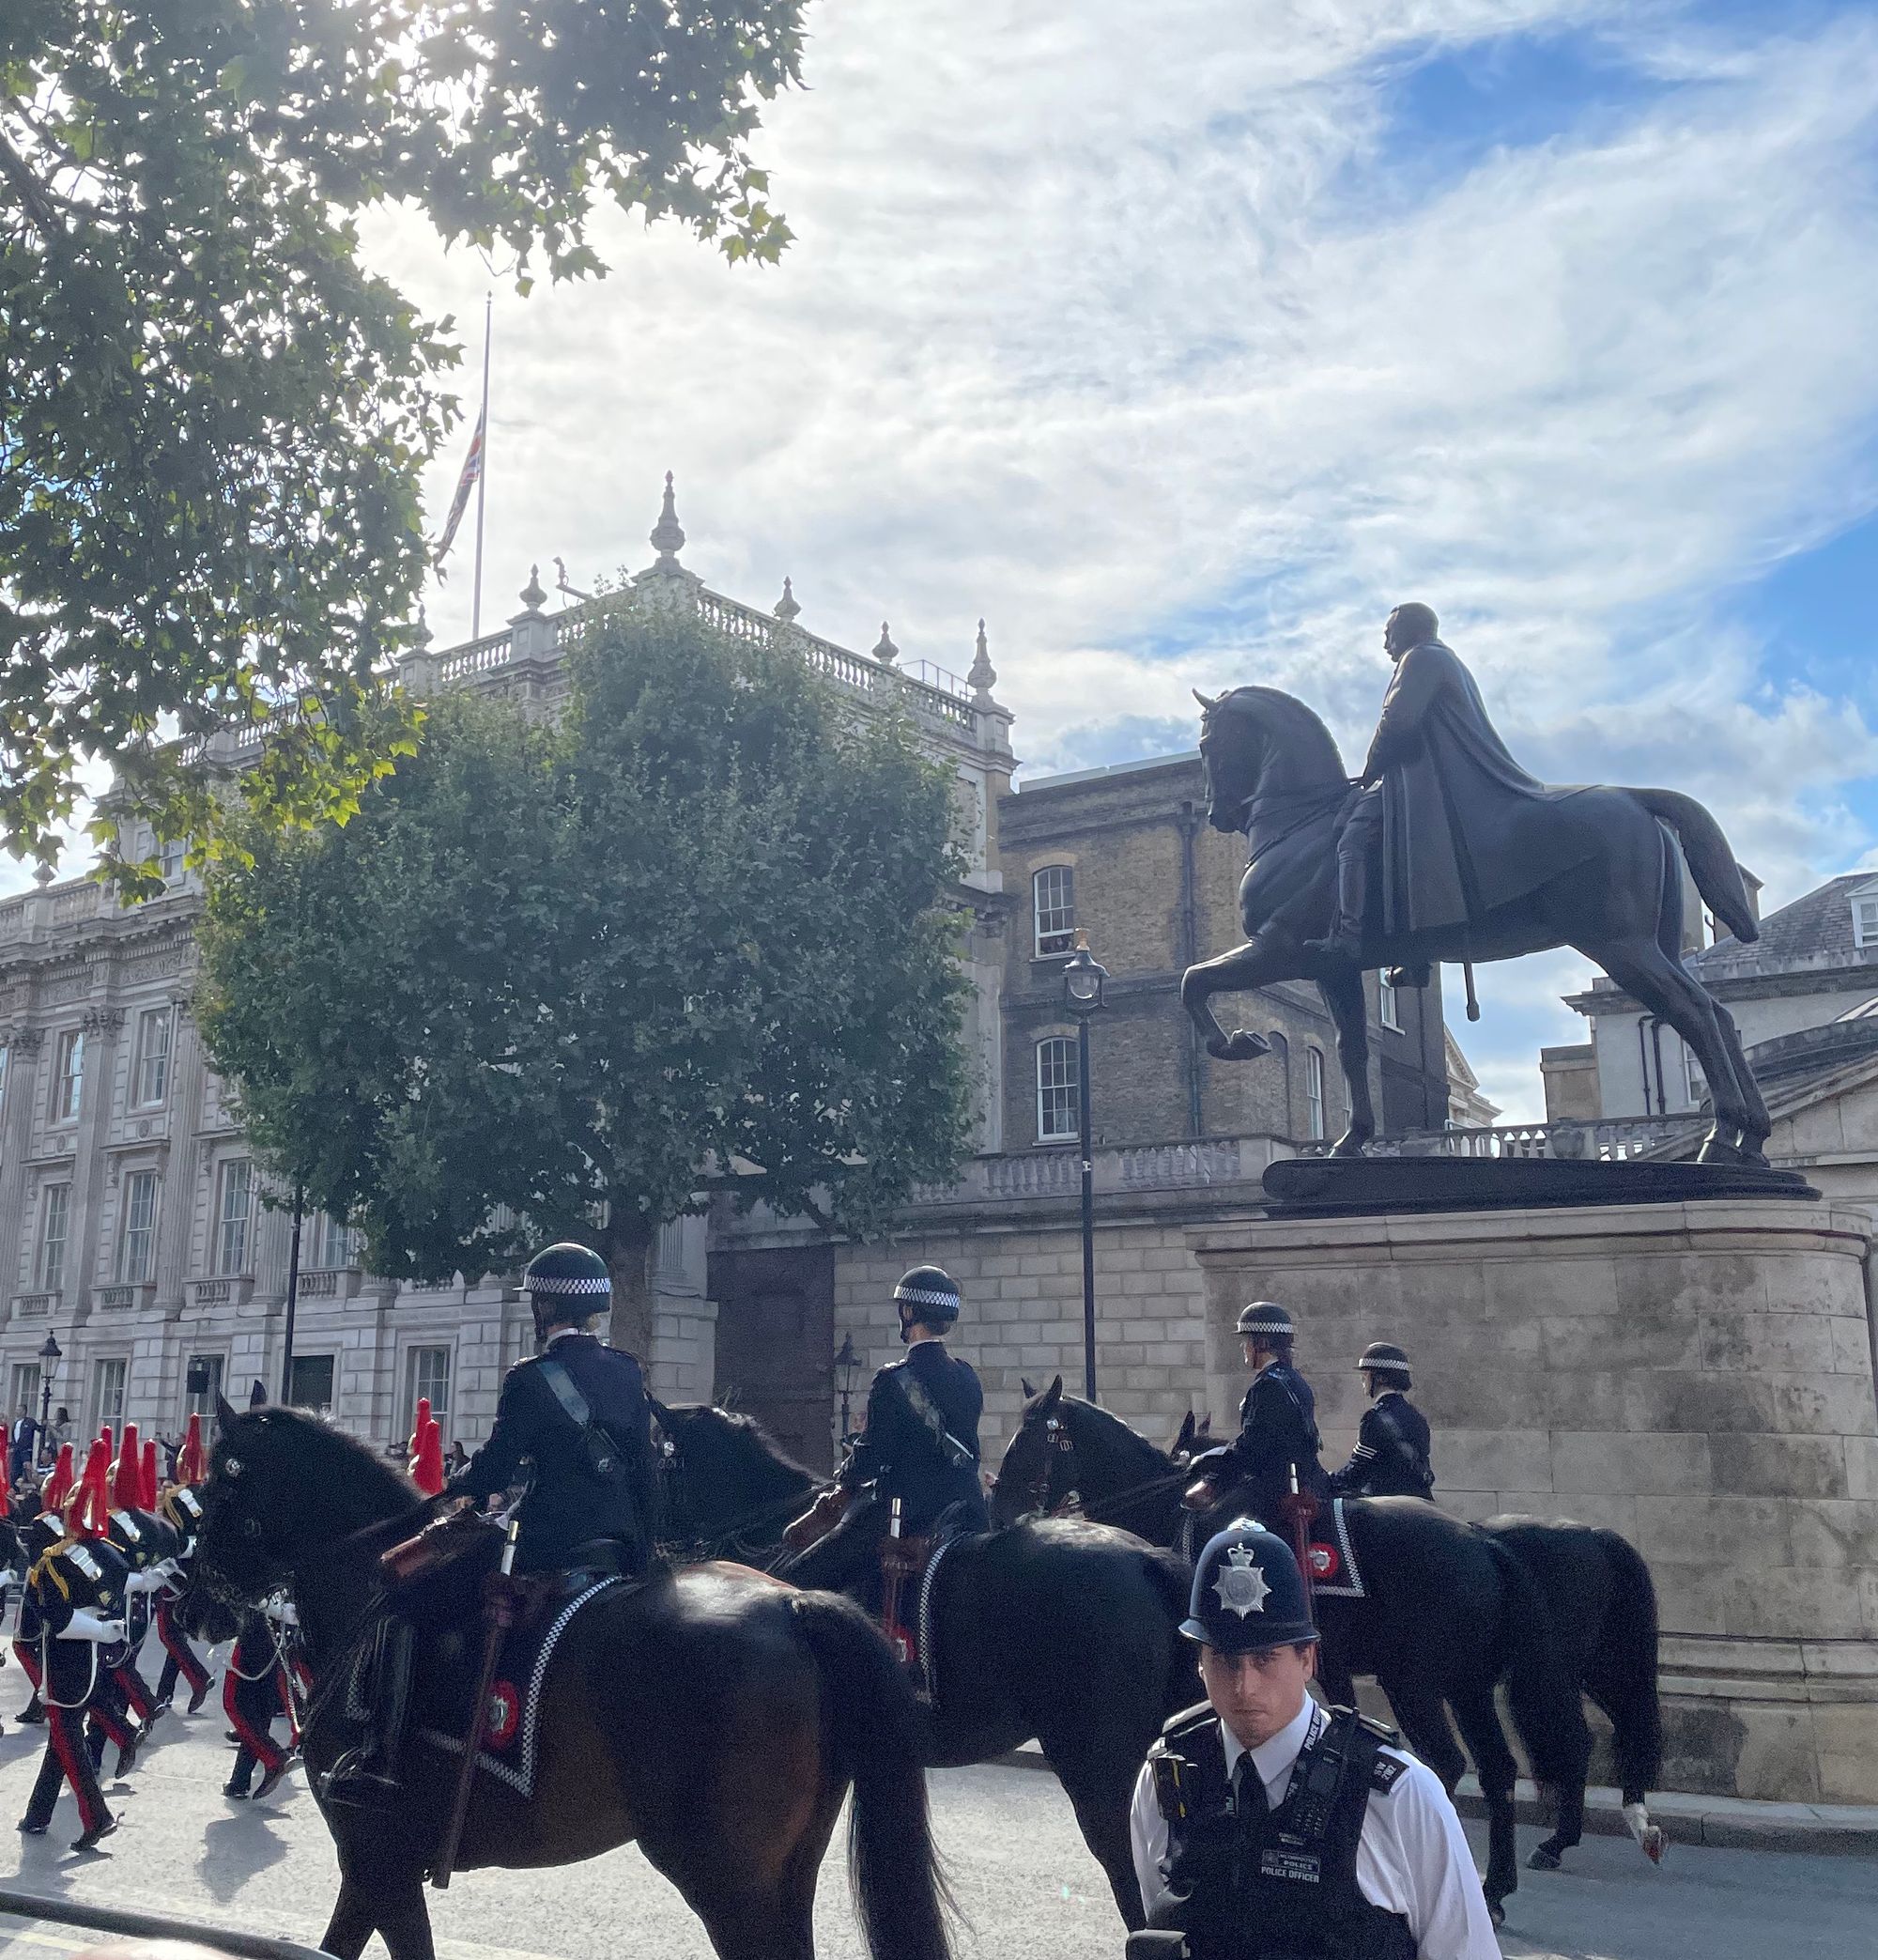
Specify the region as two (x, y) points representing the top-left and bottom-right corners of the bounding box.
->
(914, 1134), (1261, 1208)
(11, 1293), (54, 1320)
(188, 1275), (254, 1309)
(1345, 1115), (1703, 1163)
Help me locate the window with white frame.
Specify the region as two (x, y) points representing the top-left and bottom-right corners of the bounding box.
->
(215, 1158), (254, 1274)
(312, 1211), (360, 1269)
(132, 1007), (172, 1107)
(38, 1182), (70, 1293)
(1033, 866), (1077, 958)
(10, 1363), (40, 1424)
(406, 1346), (451, 1433)
(51, 1028), (83, 1123)
(158, 838), (186, 885)
(1378, 971), (1402, 1032)
(1036, 1036), (1080, 1143)
(1855, 892), (1878, 949)
(90, 1357), (127, 1435)
(184, 1353), (224, 1428)
(1304, 1047), (1326, 1141)
(1685, 1042), (1706, 1106)
(118, 1169), (160, 1283)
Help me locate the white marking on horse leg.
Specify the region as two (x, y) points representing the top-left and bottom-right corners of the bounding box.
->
(1624, 1801), (1665, 1863)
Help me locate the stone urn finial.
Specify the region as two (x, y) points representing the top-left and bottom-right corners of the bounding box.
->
(649, 471), (686, 568)
(968, 616), (997, 700)
(518, 563), (546, 613)
(873, 621), (899, 666)
(774, 576), (801, 625)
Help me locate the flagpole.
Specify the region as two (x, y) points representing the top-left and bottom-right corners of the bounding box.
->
(470, 292), (491, 640)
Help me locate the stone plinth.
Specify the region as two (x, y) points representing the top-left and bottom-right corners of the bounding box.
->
(1188, 1198), (1878, 1804)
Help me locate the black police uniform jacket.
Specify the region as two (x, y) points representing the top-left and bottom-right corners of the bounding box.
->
(452, 1333), (654, 1571)
(1215, 1362), (1331, 1517)
(842, 1339), (984, 1532)
(1332, 1392), (1434, 1500)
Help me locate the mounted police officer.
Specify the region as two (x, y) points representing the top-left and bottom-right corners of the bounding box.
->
(783, 1265), (986, 1602)
(323, 1242), (658, 1808)
(1331, 1344), (1435, 1502)
(1183, 1305), (1330, 1526)
(1129, 1522), (1497, 1959)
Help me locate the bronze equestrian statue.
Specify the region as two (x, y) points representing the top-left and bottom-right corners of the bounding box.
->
(1181, 603), (1770, 1165)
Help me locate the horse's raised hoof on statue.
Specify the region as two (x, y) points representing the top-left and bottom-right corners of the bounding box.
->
(1208, 1028), (1270, 1061)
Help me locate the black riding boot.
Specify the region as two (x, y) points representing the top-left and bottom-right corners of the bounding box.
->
(322, 1616), (414, 1809)
(1305, 841), (1369, 964)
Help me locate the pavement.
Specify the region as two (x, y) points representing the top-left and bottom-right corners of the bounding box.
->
(0, 1682), (1869, 1960)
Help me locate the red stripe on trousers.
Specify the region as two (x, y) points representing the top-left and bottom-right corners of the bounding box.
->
(223, 1664), (285, 1772)
(46, 1705), (108, 1836)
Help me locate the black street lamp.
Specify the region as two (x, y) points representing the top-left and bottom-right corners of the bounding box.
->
(834, 1333), (863, 1447)
(36, 1331), (60, 1470)
(1061, 932), (1109, 1401)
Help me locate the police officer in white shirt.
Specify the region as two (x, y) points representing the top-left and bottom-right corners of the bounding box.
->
(1130, 1521), (1500, 1959)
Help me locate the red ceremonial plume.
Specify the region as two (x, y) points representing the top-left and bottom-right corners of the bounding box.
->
(142, 1439), (160, 1510)
(99, 1425), (114, 1458)
(408, 1397), (432, 1462)
(68, 1439), (112, 1539)
(411, 1417), (446, 1498)
(176, 1412), (206, 1487)
(114, 1422), (142, 1510)
(40, 1442), (75, 1512)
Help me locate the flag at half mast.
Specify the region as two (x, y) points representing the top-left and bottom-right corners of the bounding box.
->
(433, 408), (485, 575)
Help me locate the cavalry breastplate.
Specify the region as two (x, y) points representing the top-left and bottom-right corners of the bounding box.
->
(1148, 1705), (1416, 1960)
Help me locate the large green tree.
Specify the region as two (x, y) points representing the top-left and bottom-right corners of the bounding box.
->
(1, 1), (802, 887)
(196, 604), (977, 1350)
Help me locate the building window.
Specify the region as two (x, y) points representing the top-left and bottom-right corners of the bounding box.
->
(158, 838), (186, 885)
(0, 1045), (8, 1121)
(1378, 972), (1402, 1032)
(1853, 893), (1878, 949)
(91, 1357), (127, 1436)
(132, 1008), (172, 1107)
(1685, 1042), (1706, 1106)
(1035, 1036), (1080, 1143)
(287, 1353), (336, 1414)
(38, 1182), (70, 1293)
(406, 1346), (451, 1435)
(184, 1353), (225, 1428)
(1033, 866), (1077, 957)
(118, 1169), (160, 1283)
(10, 1363), (40, 1426)
(312, 1212), (360, 1269)
(1304, 1047), (1326, 1141)
(215, 1158), (254, 1274)
(51, 1029), (84, 1123)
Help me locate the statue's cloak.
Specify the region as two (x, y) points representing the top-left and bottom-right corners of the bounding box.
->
(1362, 640), (1596, 937)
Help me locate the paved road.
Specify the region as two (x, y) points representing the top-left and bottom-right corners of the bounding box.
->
(0, 1692), (1869, 1960)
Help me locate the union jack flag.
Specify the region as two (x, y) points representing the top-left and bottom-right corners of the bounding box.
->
(433, 408), (485, 572)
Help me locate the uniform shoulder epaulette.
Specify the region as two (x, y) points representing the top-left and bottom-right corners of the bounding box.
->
(1158, 1698), (1216, 1743)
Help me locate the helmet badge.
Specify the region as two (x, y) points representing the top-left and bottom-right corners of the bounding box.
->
(1213, 1544), (1272, 1618)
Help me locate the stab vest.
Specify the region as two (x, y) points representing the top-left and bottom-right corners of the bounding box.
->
(1146, 1702), (1417, 1960)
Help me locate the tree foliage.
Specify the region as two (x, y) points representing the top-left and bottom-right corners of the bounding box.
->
(0, 1), (804, 886)
(196, 606), (977, 1346)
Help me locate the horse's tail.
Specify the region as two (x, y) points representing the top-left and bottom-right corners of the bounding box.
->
(1629, 787), (1760, 945)
(1482, 1535), (1592, 1795)
(791, 1590), (953, 1960)
(1587, 1529), (1662, 1804)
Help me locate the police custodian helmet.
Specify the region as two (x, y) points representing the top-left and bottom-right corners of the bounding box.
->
(1236, 1302), (1295, 1340)
(893, 1264), (962, 1326)
(1181, 1522), (1318, 1653)
(523, 1242), (610, 1327)
(1357, 1340), (1411, 1382)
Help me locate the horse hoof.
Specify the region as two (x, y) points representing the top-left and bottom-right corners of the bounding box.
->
(1696, 1136), (1742, 1165)
(1487, 1900), (1506, 1931)
(1528, 1846), (1561, 1871)
(1219, 1029), (1270, 1061)
(1643, 1827), (1667, 1865)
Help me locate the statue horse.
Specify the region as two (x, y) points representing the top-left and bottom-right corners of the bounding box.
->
(652, 1399), (1194, 1927)
(989, 1381), (1606, 1922)
(191, 1401), (952, 1960)
(1182, 685), (1768, 1162)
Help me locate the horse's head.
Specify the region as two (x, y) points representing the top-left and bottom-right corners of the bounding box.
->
(658, 1402), (818, 1541)
(1193, 686), (1347, 836)
(195, 1396), (413, 1603)
(989, 1375), (1074, 1528)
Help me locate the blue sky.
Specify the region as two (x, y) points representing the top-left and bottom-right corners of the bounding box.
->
(20, 1), (1878, 1123)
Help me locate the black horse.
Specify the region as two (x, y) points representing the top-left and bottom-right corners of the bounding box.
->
(990, 1381), (1595, 1922)
(1181, 684), (1769, 1162)
(654, 1399), (1193, 1927)
(191, 1400), (952, 1960)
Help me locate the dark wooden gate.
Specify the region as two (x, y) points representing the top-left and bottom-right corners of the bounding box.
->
(706, 1243), (837, 1472)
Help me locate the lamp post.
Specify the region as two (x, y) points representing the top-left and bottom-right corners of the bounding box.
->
(36, 1331), (60, 1471)
(834, 1333), (862, 1448)
(1061, 932), (1109, 1401)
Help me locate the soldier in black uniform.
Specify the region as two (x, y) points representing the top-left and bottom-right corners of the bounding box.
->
(1183, 1304), (1330, 1527)
(1330, 1343), (1435, 1501)
(783, 1265), (986, 1604)
(324, 1242), (657, 1807)
(1129, 1522), (1497, 1958)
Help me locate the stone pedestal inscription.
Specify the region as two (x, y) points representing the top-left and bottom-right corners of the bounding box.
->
(1188, 1199), (1878, 1804)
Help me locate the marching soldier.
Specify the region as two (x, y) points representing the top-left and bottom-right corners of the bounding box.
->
(1129, 1522), (1498, 1958)
(783, 1265), (986, 1601)
(1330, 1344), (1435, 1501)
(153, 1416), (214, 1713)
(222, 1598), (297, 1802)
(323, 1241), (657, 1807)
(18, 1443), (129, 1851)
(13, 1444), (74, 1725)
(1183, 1304), (1329, 1527)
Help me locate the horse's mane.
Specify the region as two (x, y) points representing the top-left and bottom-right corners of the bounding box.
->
(1019, 1385), (1173, 1474)
(225, 1405), (416, 1505)
(1209, 686), (1347, 779)
(672, 1403), (823, 1486)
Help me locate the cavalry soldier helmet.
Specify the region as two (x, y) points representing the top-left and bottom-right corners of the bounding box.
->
(1180, 1522), (1318, 1653)
(1236, 1302), (1295, 1340)
(522, 1242), (610, 1335)
(893, 1265), (962, 1326)
(1357, 1340), (1411, 1376)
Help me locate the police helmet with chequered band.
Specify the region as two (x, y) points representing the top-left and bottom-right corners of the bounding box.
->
(1235, 1301), (1295, 1341)
(523, 1242), (611, 1324)
(893, 1264), (962, 1326)
(1180, 1522), (1318, 1653)
(1357, 1340), (1411, 1382)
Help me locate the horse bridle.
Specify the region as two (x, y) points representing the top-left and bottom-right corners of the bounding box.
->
(1005, 1412), (1192, 1529)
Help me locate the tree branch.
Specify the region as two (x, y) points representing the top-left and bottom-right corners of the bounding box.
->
(0, 124), (67, 240)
